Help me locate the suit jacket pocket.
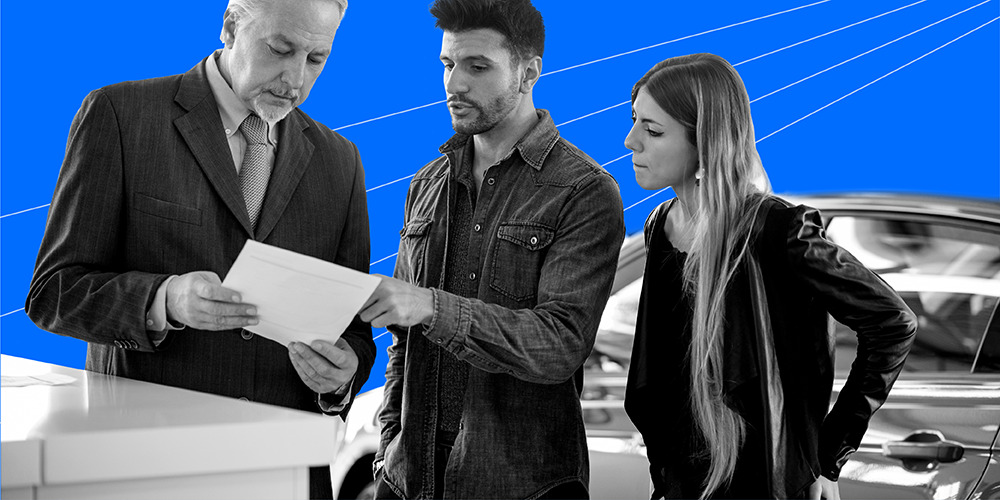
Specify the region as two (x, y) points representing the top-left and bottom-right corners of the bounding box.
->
(134, 193), (202, 226)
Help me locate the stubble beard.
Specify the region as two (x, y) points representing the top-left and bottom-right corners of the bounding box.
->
(451, 79), (521, 136)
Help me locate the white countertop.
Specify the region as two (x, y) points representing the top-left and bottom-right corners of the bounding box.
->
(1, 355), (339, 488)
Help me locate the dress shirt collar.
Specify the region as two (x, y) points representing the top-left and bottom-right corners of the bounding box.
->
(206, 50), (279, 147)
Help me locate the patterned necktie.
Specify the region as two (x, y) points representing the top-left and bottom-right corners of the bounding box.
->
(239, 113), (270, 230)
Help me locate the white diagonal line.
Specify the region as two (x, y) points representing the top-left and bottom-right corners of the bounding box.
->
(557, 102), (630, 127)
(602, 153), (632, 168)
(367, 174), (416, 193)
(624, 188), (672, 212)
(551, 0), (936, 130)
(330, 1), (830, 131)
(334, 100), (447, 132)
(371, 252), (398, 266)
(623, 16), (999, 212)
(756, 16), (999, 144)
(1, 308), (25, 318)
(315, 1), (882, 196)
(543, 0), (832, 77)
(0, 203), (51, 219)
(734, 0), (927, 67)
(751, 0), (993, 103)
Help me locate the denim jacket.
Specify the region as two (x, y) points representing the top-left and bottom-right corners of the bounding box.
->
(376, 110), (625, 499)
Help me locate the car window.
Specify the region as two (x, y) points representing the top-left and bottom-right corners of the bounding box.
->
(824, 215), (1000, 373)
(974, 302), (1000, 373)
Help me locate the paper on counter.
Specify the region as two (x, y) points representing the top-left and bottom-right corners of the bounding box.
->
(2, 374), (76, 387)
(222, 240), (381, 347)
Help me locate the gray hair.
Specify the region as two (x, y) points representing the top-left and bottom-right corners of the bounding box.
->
(220, 0), (347, 43)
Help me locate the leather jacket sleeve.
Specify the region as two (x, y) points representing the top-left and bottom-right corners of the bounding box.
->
(785, 205), (917, 480)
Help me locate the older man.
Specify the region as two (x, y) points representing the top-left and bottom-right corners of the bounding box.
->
(361, 0), (625, 498)
(26, 0), (373, 497)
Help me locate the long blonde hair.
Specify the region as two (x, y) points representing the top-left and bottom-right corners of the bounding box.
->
(632, 53), (772, 498)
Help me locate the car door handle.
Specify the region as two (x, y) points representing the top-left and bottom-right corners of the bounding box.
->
(882, 430), (964, 463)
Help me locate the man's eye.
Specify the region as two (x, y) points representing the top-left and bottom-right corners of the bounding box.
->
(269, 45), (289, 56)
(471, 65), (488, 72)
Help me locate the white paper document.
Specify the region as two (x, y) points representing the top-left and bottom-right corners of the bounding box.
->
(222, 240), (381, 347)
(2, 374), (76, 387)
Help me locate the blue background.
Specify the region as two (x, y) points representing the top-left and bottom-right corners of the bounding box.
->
(2, 0), (998, 394)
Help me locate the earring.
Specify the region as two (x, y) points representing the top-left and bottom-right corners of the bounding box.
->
(695, 168), (705, 186)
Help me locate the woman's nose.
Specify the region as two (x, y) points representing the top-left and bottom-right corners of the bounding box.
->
(624, 125), (641, 152)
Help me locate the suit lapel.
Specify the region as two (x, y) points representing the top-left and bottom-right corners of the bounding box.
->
(173, 59), (254, 237)
(254, 110), (315, 242)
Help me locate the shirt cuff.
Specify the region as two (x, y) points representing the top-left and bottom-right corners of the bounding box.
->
(423, 287), (441, 331)
(146, 275), (185, 346)
(421, 288), (468, 349)
(316, 376), (355, 414)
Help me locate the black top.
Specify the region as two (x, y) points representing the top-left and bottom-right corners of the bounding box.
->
(625, 196), (917, 498)
(628, 199), (768, 499)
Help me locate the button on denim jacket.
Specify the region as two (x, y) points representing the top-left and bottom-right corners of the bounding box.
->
(376, 110), (626, 499)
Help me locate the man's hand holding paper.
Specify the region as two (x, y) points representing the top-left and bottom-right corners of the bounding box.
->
(166, 271), (259, 330)
(358, 275), (435, 329)
(288, 338), (358, 394)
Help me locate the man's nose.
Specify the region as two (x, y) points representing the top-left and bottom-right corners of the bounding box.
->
(281, 56), (307, 89)
(444, 68), (468, 95)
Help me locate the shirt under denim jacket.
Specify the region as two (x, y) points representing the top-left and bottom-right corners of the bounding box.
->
(376, 109), (626, 499)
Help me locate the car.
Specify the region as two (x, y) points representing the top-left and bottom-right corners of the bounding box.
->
(330, 193), (1000, 500)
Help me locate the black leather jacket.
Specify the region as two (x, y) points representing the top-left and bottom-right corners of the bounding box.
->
(626, 196), (917, 498)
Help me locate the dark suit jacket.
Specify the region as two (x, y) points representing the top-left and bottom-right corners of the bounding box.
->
(26, 57), (374, 416)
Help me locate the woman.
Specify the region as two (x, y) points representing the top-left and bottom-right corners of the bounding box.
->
(622, 53), (917, 499)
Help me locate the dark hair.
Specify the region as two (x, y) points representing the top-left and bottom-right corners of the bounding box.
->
(430, 0), (545, 61)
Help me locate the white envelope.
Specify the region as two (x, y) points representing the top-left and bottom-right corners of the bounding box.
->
(222, 240), (381, 347)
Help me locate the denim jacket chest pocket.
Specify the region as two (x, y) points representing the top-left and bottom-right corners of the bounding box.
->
(397, 218), (432, 285)
(490, 222), (556, 302)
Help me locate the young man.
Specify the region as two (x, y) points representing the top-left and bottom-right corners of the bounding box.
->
(360, 0), (625, 498)
(26, 1), (373, 497)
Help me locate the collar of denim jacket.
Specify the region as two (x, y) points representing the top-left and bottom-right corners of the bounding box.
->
(437, 109), (560, 172)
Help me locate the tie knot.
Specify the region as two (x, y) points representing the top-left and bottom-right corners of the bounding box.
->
(240, 114), (267, 146)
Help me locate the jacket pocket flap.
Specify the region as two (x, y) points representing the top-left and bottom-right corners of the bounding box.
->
(497, 223), (554, 251)
(134, 193), (202, 225)
(399, 218), (432, 237)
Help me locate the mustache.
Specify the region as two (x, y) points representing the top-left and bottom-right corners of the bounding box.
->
(264, 87), (298, 100)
